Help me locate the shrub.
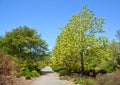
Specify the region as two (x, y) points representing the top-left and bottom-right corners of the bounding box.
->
(19, 67), (40, 79)
(31, 70), (40, 77)
(73, 78), (85, 84)
(37, 61), (46, 70)
(10, 71), (17, 76)
(73, 78), (94, 85)
(0, 55), (16, 76)
(59, 70), (71, 76)
(25, 73), (31, 79)
(96, 71), (120, 85)
(19, 67), (31, 79)
(16, 59), (42, 79)
(84, 78), (94, 85)
(100, 61), (117, 73)
(52, 66), (66, 72)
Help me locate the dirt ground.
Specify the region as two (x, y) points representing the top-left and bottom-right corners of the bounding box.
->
(0, 76), (37, 85)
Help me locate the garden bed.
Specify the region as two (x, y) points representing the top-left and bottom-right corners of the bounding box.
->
(0, 75), (36, 85)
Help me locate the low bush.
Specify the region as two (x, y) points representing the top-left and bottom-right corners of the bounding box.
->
(73, 78), (94, 85)
(19, 67), (40, 79)
(73, 78), (85, 84)
(31, 70), (40, 77)
(52, 66), (66, 72)
(59, 70), (71, 76)
(100, 61), (117, 73)
(14, 59), (42, 79)
(96, 71), (120, 85)
(85, 78), (94, 85)
(19, 67), (31, 79)
(0, 55), (17, 76)
(37, 61), (46, 70)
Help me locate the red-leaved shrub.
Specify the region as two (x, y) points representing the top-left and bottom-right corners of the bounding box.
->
(0, 55), (14, 75)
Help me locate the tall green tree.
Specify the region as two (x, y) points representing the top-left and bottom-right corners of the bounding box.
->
(51, 6), (110, 74)
(2, 26), (48, 61)
(110, 29), (120, 67)
(109, 40), (120, 67)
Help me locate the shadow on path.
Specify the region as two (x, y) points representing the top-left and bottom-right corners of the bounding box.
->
(40, 66), (54, 75)
(40, 70), (53, 75)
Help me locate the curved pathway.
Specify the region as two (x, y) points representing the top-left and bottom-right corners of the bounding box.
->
(31, 66), (73, 85)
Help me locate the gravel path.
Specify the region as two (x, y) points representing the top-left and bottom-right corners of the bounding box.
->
(31, 66), (73, 85)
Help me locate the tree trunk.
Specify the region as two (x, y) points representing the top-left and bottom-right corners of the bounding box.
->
(80, 50), (84, 76)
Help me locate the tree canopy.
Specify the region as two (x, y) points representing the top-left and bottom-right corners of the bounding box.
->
(2, 26), (48, 60)
(51, 6), (111, 74)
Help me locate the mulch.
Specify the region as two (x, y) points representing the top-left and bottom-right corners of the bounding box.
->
(0, 75), (36, 85)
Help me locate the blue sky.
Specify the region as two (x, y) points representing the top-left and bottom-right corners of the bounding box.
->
(0, 0), (120, 50)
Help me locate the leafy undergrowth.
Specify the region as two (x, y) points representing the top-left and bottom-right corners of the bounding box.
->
(73, 78), (94, 85)
(59, 70), (71, 76)
(59, 70), (120, 85)
(49, 66), (120, 85)
(0, 55), (17, 76)
(52, 66), (67, 72)
(72, 71), (120, 85)
(19, 68), (40, 79)
(52, 66), (71, 76)
(0, 54), (45, 80)
(0, 75), (35, 85)
(95, 71), (120, 85)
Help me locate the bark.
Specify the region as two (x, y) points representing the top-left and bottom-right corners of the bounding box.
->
(80, 50), (84, 76)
